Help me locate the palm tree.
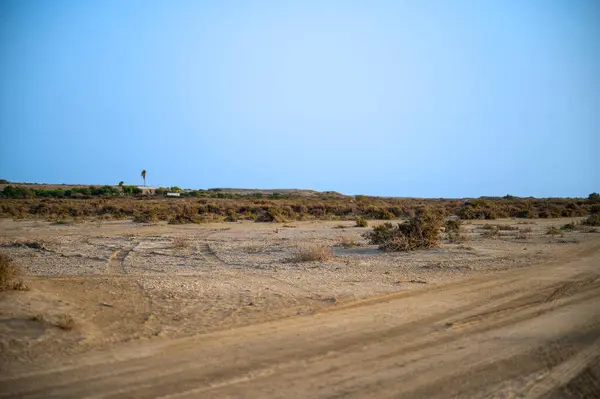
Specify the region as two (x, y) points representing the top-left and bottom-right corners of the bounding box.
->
(141, 170), (147, 187)
(118, 181), (124, 187)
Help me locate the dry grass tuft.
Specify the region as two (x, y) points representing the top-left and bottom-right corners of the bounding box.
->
(515, 227), (533, 240)
(482, 225), (499, 238)
(172, 237), (190, 249)
(546, 226), (562, 236)
(497, 225), (519, 231)
(355, 217), (368, 228)
(291, 243), (332, 262)
(0, 252), (28, 291)
(56, 314), (76, 331)
(338, 236), (361, 248)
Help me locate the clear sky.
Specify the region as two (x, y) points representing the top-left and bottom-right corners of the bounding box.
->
(1, 0), (598, 197)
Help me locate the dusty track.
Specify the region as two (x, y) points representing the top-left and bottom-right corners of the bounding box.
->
(2, 241), (600, 398)
(107, 242), (138, 275)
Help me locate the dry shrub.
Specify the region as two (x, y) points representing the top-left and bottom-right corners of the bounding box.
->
(445, 220), (466, 243)
(255, 208), (287, 223)
(515, 227), (533, 240)
(482, 224), (516, 231)
(339, 235), (360, 248)
(0, 252), (26, 291)
(133, 210), (159, 223)
(482, 226), (499, 238)
(583, 214), (600, 227)
(355, 217), (368, 227)
(172, 237), (190, 249)
(168, 205), (203, 224)
(546, 226), (561, 236)
(291, 243), (332, 262)
(15, 241), (48, 250)
(56, 314), (75, 330)
(363, 209), (443, 251)
(241, 244), (268, 253)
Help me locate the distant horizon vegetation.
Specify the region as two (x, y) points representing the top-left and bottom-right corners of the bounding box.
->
(0, 177), (598, 203)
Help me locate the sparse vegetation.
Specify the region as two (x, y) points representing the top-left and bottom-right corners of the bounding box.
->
(355, 217), (368, 227)
(56, 314), (76, 331)
(338, 236), (360, 248)
(546, 226), (561, 236)
(583, 214), (600, 227)
(515, 227), (533, 240)
(560, 223), (576, 231)
(133, 210), (159, 223)
(445, 220), (466, 243)
(1, 187), (598, 224)
(291, 243), (332, 262)
(482, 226), (499, 238)
(0, 252), (28, 291)
(0, 252), (19, 289)
(363, 209), (443, 251)
(172, 237), (190, 249)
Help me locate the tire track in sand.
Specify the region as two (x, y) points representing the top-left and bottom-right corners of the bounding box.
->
(107, 242), (139, 275)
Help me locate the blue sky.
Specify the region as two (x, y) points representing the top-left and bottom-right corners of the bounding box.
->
(1, 0), (598, 197)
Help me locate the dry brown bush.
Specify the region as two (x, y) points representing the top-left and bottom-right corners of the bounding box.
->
(172, 237), (190, 249)
(497, 225), (519, 231)
(291, 243), (332, 262)
(338, 235), (360, 248)
(583, 214), (600, 227)
(364, 209), (443, 251)
(56, 314), (76, 330)
(445, 220), (466, 243)
(482, 226), (499, 238)
(355, 217), (368, 227)
(1, 193), (597, 223)
(515, 227), (533, 240)
(1, 252), (22, 290)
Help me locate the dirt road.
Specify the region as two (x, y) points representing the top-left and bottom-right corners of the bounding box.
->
(2, 240), (600, 398)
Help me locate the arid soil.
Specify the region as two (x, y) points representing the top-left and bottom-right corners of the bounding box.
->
(1, 217), (599, 398)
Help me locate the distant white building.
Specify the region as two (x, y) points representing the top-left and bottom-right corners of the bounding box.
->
(166, 192), (180, 197)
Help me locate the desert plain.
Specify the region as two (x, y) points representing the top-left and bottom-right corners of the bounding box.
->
(1, 216), (599, 398)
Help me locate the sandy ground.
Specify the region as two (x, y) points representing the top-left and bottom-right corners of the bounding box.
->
(0, 217), (599, 397)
